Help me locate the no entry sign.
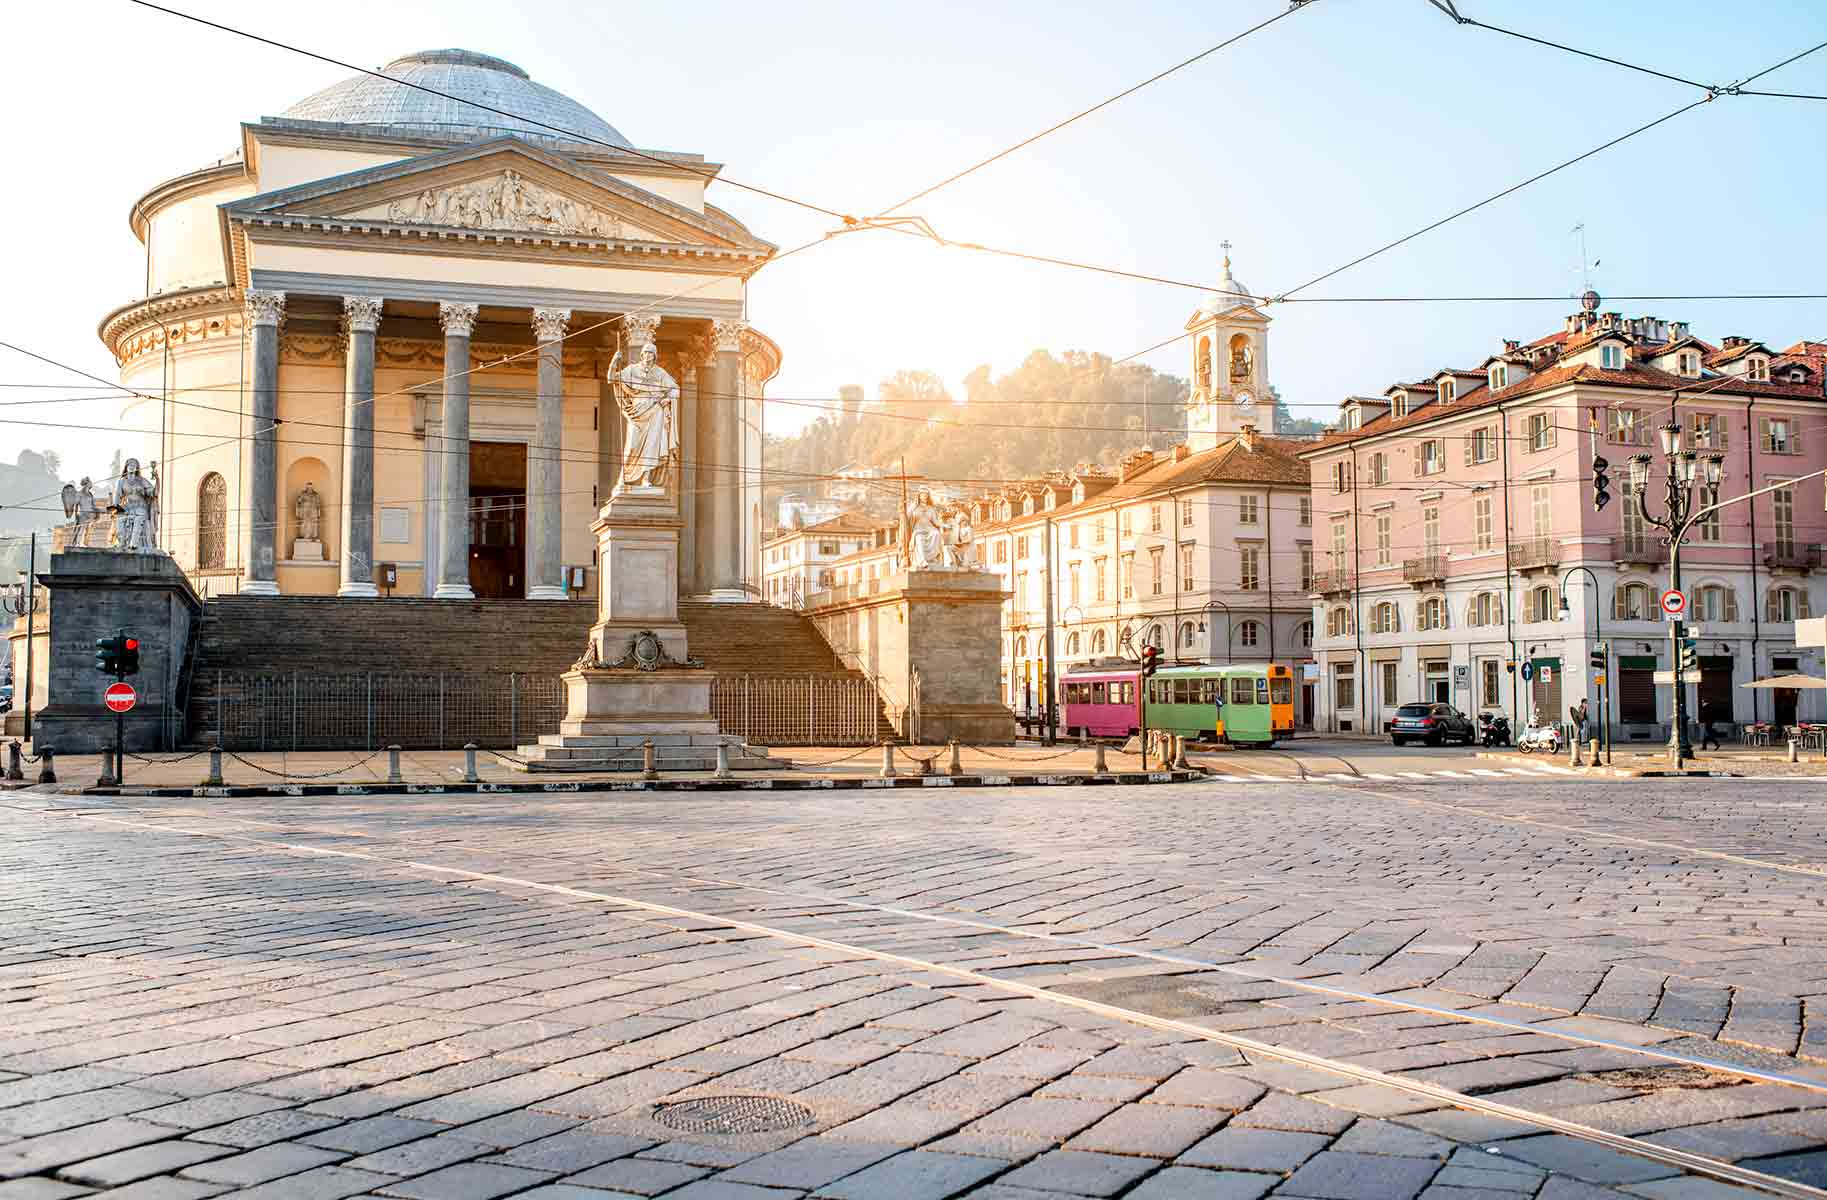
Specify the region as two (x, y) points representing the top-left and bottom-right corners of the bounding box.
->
(1660, 589), (1688, 618)
(104, 682), (137, 714)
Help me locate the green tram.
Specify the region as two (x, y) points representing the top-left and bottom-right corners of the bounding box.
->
(1143, 663), (1295, 747)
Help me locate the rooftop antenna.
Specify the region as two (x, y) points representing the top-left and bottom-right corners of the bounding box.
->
(1571, 222), (1601, 298)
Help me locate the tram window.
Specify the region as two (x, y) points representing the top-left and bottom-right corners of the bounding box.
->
(1200, 678), (1218, 704)
(1228, 677), (1255, 705)
(1270, 678), (1292, 705)
(1169, 679), (1184, 704)
(1091, 681), (1106, 704)
(1256, 677), (1270, 704)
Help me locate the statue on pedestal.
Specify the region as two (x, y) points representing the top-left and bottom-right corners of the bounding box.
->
(607, 341), (678, 493)
(291, 482), (326, 561)
(60, 478), (100, 547)
(110, 459), (160, 552)
(904, 488), (944, 571)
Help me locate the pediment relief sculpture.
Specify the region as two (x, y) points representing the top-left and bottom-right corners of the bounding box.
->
(370, 170), (631, 239)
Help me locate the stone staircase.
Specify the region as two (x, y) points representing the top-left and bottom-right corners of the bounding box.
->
(184, 595), (892, 748)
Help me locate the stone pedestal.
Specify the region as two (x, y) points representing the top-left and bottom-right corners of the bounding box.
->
(291, 539), (325, 562)
(31, 549), (202, 754)
(510, 485), (768, 772)
(806, 569), (1017, 745)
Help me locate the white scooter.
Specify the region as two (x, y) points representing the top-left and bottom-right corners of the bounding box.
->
(1516, 723), (1562, 755)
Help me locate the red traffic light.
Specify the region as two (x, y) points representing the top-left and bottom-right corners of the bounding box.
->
(124, 638), (139, 651)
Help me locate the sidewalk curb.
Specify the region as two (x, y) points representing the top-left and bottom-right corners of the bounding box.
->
(61, 769), (1206, 799)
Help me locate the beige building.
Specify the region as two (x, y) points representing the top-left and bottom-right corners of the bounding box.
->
(760, 512), (878, 607)
(102, 49), (780, 602)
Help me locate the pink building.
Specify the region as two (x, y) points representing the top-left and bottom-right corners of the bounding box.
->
(1300, 307), (1827, 741)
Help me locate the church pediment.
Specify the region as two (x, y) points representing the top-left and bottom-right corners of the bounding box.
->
(227, 136), (767, 251)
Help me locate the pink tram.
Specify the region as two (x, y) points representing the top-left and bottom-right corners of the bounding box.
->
(1059, 665), (1143, 739)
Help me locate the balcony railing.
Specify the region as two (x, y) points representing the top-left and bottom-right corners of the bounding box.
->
(1507, 537), (1561, 572)
(1311, 568), (1354, 595)
(1611, 537), (1669, 566)
(1763, 542), (1822, 572)
(1401, 554), (1448, 586)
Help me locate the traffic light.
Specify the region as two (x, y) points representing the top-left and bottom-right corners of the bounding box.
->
(93, 634), (119, 676)
(1505, 659), (1516, 674)
(1679, 638), (1699, 673)
(119, 636), (140, 677)
(1589, 645), (1607, 671)
(1139, 645), (1162, 678)
(1591, 454), (1611, 511)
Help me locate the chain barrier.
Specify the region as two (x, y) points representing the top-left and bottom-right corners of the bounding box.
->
(780, 744), (881, 769)
(220, 747), (390, 781)
(124, 748), (214, 766)
(971, 743), (1094, 763)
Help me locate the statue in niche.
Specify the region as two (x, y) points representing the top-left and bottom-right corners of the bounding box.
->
(608, 341), (678, 493)
(294, 483), (324, 543)
(110, 459), (160, 552)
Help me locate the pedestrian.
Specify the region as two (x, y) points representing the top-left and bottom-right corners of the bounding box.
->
(1569, 698), (1589, 746)
(1701, 706), (1722, 752)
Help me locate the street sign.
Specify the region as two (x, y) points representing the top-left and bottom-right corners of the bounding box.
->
(1520, 662), (1534, 682)
(1660, 588), (1688, 617)
(1540, 667), (1553, 684)
(103, 682), (136, 714)
(1593, 672), (1607, 686)
(1651, 670), (1698, 686)
(1453, 665), (1470, 689)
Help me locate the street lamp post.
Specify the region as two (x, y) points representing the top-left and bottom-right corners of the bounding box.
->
(1194, 600), (1234, 664)
(3, 533), (38, 741)
(1558, 565), (1607, 765)
(1626, 424), (1724, 766)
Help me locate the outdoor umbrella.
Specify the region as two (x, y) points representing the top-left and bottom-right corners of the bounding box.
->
(1741, 674), (1827, 689)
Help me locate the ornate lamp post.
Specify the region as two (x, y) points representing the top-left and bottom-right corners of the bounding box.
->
(2, 537), (38, 740)
(1194, 599), (1234, 665)
(1626, 424), (1725, 765)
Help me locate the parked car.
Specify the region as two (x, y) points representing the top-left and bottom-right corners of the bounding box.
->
(1390, 702), (1476, 746)
(0, 684), (12, 713)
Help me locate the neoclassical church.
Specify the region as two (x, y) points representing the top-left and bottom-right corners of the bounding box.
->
(102, 49), (780, 600)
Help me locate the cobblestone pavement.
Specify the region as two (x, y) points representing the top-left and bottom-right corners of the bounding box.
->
(1, 776), (1824, 1197)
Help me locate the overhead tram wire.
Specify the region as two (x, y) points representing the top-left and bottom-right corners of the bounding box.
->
(1428, 3), (1721, 93)
(872, 1), (1320, 218)
(123, 0), (857, 225)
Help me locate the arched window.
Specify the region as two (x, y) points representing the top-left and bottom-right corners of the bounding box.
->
(1016, 635), (1029, 657)
(1297, 621), (1313, 648)
(1092, 629), (1108, 654)
(1767, 586), (1812, 623)
(1065, 632), (1081, 656)
(1613, 582), (1653, 621)
(1326, 606), (1352, 638)
(1178, 621), (1197, 649)
(1697, 585), (1739, 623)
(1237, 621), (1261, 647)
(1370, 602), (1400, 634)
(1468, 591), (1502, 627)
(1195, 335), (1212, 394)
(197, 472), (227, 569)
(1146, 623), (1164, 650)
(1419, 596), (1447, 631)
(1524, 585), (1555, 623)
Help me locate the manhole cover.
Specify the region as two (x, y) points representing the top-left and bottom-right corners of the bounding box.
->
(651, 1095), (816, 1135)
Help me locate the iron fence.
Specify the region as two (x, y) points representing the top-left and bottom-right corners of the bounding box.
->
(201, 670), (882, 750)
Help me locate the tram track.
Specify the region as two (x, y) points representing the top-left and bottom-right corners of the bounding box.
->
(55, 807), (1827, 1200)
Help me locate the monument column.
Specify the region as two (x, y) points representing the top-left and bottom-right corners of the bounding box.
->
(435, 301), (479, 600)
(528, 307), (570, 600)
(708, 318), (746, 600)
(676, 340), (705, 595)
(242, 290), (285, 596)
(337, 295), (383, 598)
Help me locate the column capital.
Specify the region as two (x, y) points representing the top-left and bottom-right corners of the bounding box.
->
(531, 307), (572, 344)
(711, 318), (747, 354)
(438, 301), (480, 338)
(244, 290), (286, 328)
(342, 295), (384, 334)
(622, 312), (661, 349)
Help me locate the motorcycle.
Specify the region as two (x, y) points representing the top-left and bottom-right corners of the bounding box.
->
(1516, 723), (1562, 754)
(1478, 713), (1511, 747)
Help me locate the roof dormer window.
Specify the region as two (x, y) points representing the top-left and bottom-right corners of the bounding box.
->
(1438, 380), (1455, 406)
(1072, 482), (1085, 503)
(1748, 356), (1769, 382)
(1601, 343), (1624, 370)
(1393, 393), (1408, 419)
(1022, 496), (1035, 516)
(1489, 364), (1508, 391)
(1679, 351), (1698, 378)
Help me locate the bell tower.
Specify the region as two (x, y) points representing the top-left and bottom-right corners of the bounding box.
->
(1185, 242), (1273, 453)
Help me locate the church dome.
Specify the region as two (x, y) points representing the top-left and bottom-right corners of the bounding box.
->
(1199, 250), (1253, 315)
(279, 49), (632, 150)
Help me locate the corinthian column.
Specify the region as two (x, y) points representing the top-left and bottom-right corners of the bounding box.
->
(435, 301), (479, 600)
(338, 295), (383, 597)
(622, 311), (661, 354)
(707, 318), (746, 599)
(528, 307), (570, 601)
(676, 340), (706, 594)
(242, 289), (285, 596)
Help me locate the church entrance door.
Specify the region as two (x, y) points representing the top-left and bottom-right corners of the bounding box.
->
(468, 441), (527, 600)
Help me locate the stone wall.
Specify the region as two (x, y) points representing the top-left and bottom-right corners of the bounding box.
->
(807, 570), (1015, 745)
(31, 550), (202, 753)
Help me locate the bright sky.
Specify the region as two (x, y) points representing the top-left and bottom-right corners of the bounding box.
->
(5, 0), (1827, 481)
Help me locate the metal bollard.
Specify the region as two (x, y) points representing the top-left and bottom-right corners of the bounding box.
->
(880, 742), (898, 778)
(1172, 735), (1190, 771)
(642, 739), (658, 781)
(5, 741), (22, 783)
(461, 743), (479, 784)
(203, 743), (223, 788)
(1078, 727), (1087, 746)
(1094, 742), (1109, 775)
(387, 745), (402, 784)
(1790, 738), (1800, 763)
(714, 741), (733, 780)
(36, 747), (55, 785)
(948, 740), (963, 777)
